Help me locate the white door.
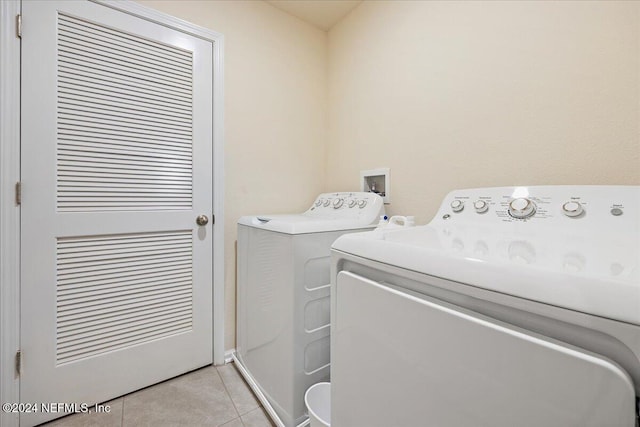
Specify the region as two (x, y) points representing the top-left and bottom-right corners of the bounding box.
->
(20, 1), (214, 425)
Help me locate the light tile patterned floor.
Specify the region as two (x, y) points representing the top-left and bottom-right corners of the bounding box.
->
(42, 363), (275, 427)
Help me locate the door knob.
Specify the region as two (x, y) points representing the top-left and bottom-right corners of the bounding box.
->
(196, 215), (209, 226)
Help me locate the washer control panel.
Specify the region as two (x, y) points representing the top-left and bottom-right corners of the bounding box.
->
(437, 186), (638, 232)
(306, 192), (384, 220)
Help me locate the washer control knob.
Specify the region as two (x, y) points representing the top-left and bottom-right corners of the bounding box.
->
(347, 199), (357, 208)
(473, 200), (488, 213)
(611, 207), (623, 216)
(315, 199), (323, 207)
(562, 201), (583, 217)
(323, 199), (331, 207)
(333, 198), (344, 209)
(450, 200), (464, 213)
(508, 198), (536, 219)
(358, 200), (367, 209)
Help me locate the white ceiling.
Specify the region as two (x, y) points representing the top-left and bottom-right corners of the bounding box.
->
(266, 0), (362, 31)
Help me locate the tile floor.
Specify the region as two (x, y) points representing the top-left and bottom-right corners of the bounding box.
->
(42, 362), (275, 427)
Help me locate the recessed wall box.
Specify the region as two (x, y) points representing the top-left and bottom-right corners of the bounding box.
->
(361, 168), (390, 204)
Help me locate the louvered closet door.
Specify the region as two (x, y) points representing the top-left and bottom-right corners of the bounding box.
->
(20, 1), (213, 425)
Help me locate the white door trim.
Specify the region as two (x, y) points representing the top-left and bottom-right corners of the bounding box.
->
(0, 1), (225, 424)
(0, 1), (21, 426)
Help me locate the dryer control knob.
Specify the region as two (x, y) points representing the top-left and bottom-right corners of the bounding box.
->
(358, 200), (367, 208)
(508, 198), (536, 219)
(323, 199), (331, 207)
(562, 201), (583, 217)
(450, 200), (464, 213)
(347, 199), (357, 208)
(333, 198), (344, 209)
(315, 199), (323, 207)
(473, 200), (488, 213)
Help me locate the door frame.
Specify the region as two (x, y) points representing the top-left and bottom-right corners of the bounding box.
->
(0, 2), (225, 425)
(1, 1), (21, 426)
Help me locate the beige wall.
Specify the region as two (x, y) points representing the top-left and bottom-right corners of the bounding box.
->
(138, 0), (327, 351)
(327, 1), (640, 225)
(137, 0), (640, 352)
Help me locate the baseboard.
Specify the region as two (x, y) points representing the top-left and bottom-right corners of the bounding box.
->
(223, 348), (236, 364)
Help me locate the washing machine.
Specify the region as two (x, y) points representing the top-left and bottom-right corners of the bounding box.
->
(331, 186), (639, 427)
(234, 192), (385, 427)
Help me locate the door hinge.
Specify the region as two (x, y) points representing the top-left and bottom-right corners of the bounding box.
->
(15, 350), (21, 376)
(15, 182), (21, 205)
(16, 14), (21, 38)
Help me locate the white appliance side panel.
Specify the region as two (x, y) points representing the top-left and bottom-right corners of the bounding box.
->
(236, 225), (295, 425)
(237, 227), (348, 427)
(332, 271), (635, 427)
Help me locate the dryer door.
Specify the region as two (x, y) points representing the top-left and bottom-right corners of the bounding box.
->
(332, 271), (636, 427)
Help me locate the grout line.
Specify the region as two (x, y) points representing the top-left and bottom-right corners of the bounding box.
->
(215, 365), (242, 422)
(220, 417), (245, 427)
(230, 356), (283, 427)
(120, 396), (125, 427)
(246, 407), (276, 427)
(220, 415), (245, 427)
(224, 362), (262, 416)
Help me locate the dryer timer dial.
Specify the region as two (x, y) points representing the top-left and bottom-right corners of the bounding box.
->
(508, 198), (536, 219)
(562, 201), (583, 217)
(473, 200), (489, 213)
(450, 200), (464, 212)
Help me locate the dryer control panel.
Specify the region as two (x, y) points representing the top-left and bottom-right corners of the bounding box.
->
(434, 185), (639, 234)
(427, 185), (639, 281)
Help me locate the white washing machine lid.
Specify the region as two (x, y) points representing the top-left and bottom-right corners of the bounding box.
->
(238, 192), (385, 234)
(332, 225), (640, 326)
(238, 214), (379, 234)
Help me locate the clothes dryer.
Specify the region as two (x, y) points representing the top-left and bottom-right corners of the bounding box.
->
(331, 186), (639, 427)
(235, 192), (384, 427)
